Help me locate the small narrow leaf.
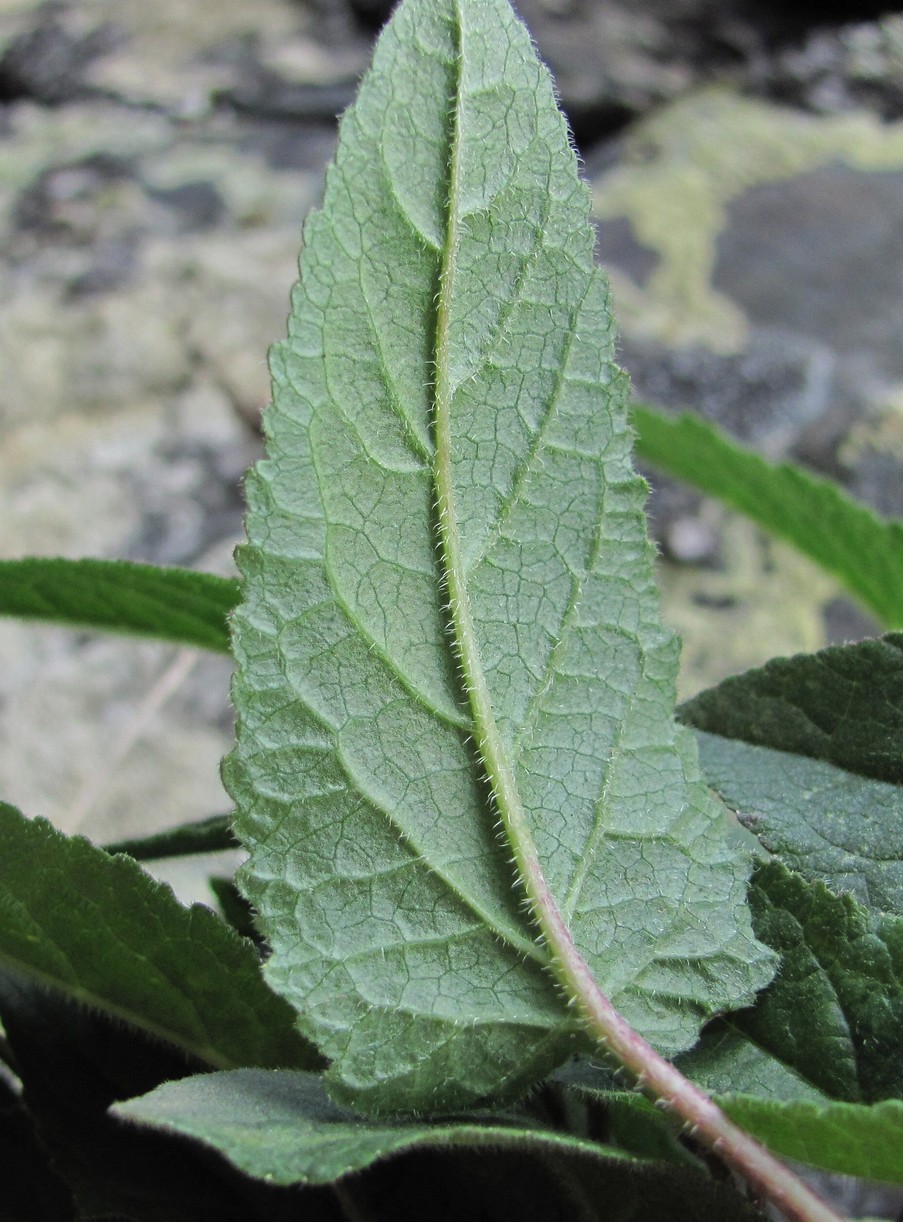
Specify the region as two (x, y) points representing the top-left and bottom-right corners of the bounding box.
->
(550, 1070), (703, 1168)
(632, 405), (903, 628)
(0, 558), (236, 652)
(0, 804), (318, 1071)
(226, 0), (772, 1113)
(104, 813), (237, 862)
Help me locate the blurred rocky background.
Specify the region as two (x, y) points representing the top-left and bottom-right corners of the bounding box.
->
(2, 0), (903, 1212)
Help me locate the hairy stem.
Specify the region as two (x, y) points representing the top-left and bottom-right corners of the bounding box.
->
(432, 13), (843, 1219)
(436, 358), (841, 1222)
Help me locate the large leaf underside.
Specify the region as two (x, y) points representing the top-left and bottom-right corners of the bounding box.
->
(226, 0), (771, 1113)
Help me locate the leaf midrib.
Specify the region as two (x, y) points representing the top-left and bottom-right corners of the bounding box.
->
(431, 8), (620, 944)
(432, 2), (552, 957)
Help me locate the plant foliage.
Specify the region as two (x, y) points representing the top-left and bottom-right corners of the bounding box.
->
(1, 0), (901, 1219)
(0, 557), (236, 652)
(224, 0), (772, 1116)
(0, 804), (315, 1071)
(633, 405), (903, 629)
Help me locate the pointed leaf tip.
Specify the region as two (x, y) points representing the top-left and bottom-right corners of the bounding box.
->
(227, 0), (774, 1112)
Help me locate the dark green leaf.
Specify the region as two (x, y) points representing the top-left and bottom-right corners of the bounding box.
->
(680, 635), (903, 785)
(226, 0), (772, 1114)
(0, 982), (321, 1222)
(208, 877), (262, 944)
(119, 1069), (765, 1222)
(713, 863), (903, 1103)
(0, 557), (236, 651)
(674, 1024), (828, 1105)
(104, 813), (237, 861)
(673, 865), (903, 1183)
(0, 803), (318, 1070)
(549, 1065), (701, 1168)
(116, 1069), (647, 1183)
(681, 637), (903, 916)
(632, 405), (903, 628)
(695, 732), (903, 917)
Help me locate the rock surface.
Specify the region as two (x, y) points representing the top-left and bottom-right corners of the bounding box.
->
(0, 0), (339, 876)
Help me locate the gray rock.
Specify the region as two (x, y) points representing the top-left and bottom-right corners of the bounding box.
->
(763, 15), (903, 119)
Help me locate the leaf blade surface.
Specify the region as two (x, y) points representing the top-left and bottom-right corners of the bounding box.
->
(227, 0), (772, 1112)
(116, 1070), (767, 1221)
(717, 1096), (903, 1184)
(681, 637), (903, 916)
(695, 733), (903, 917)
(681, 635), (903, 786)
(0, 804), (316, 1071)
(114, 1069), (640, 1184)
(0, 558), (236, 651)
(679, 863), (903, 1105)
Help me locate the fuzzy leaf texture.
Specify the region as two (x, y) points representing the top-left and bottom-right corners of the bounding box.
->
(115, 1069), (642, 1184)
(0, 804), (317, 1071)
(117, 1071), (765, 1222)
(562, 1064), (903, 1184)
(715, 862), (903, 1102)
(225, 0), (773, 1113)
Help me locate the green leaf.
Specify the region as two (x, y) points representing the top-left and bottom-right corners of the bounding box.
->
(553, 1060), (903, 1186)
(0, 803), (318, 1071)
(681, 635), (903, 786)
(226, 0), (772, 1114)
(710, 862), (903, 1104)
(674, 1024), (829, 1104)
(673, 866), (903, 1182)
(104, 813), (237, 862)
(679, 637), (903, 917)
(117, 1071), (766, 1222)
(115, 1069), (643, 1183)
(0, 982), (323, 1222)
(717, 1096), (903, 1185)
(549, 1066), (702, 1167)
(632, 405), (903, 629)
(0, 557), (236, 652)
(695, 732), (903, 917)
(208, 877), (262, 944)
